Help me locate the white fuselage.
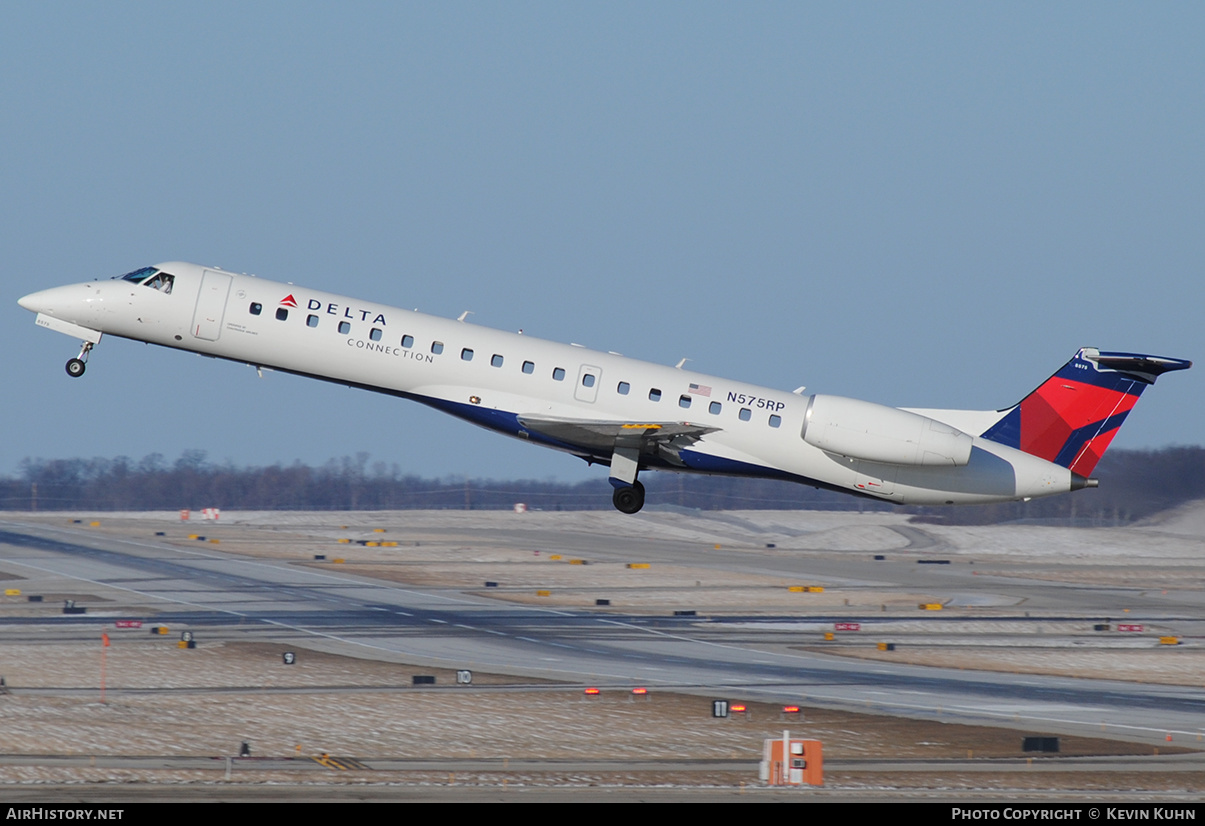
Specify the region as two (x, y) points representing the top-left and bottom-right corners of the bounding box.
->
(20, 261), (1076, 506)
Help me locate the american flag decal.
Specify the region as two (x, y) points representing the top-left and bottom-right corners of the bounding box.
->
(689, 383), (712, 397)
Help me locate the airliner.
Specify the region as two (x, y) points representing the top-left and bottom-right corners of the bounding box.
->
(18, 262), (1190, 513)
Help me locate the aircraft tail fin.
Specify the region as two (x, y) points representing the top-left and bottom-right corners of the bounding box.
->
(980, 348), (1191, 477)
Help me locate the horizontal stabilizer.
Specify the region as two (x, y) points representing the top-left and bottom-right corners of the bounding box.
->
(1088, 351), (1192, 384)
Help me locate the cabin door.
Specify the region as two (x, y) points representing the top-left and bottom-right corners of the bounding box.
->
(191, 270), (232, 341)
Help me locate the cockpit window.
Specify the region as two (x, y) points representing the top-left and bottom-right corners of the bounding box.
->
(113, 266), (175, 293)
(115, 266), (157, 284)
(143, 272), (174, 294)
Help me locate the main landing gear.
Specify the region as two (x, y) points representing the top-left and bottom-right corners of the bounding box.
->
(66, 342), (93, 378)
(612, 480), (645, 514)
(608, 445), (646, 514)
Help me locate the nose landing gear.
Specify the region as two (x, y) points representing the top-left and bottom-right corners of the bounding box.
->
(65, 342), (93, 378)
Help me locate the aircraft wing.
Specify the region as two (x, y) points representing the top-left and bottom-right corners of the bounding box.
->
(517, 415), (720, 455)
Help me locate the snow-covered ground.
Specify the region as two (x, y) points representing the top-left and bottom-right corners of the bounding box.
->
(1, 504), (1202, 789)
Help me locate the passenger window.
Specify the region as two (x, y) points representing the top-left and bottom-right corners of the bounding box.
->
(582, 373), (596, 388)
(432, 341), (444, 354)
(679, 395), (692, 409)
(338, 321), (351, 334)
(769, 414), (782, 428)
(709, 401), (721, 415)
(401, 335), (414, 348)
(491, 354), (504, 368)
(739, 408), (752, 421)
(522, 360), (535, 374)
(276, 308), (289, 321)
(250, 303), (262, 315)
(306, 314), (319, 328)
(649, 388), (662, 402)
(461, 348), (474, 361)
(370, 328), (382, 341)
(617, 382), (630, 395)
(553, 367), (566, 381)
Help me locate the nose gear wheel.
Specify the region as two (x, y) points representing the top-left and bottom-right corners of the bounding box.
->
(65, 341), (93, 378)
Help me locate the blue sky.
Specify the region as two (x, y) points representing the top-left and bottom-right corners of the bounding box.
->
(2, 3), (1200, 483)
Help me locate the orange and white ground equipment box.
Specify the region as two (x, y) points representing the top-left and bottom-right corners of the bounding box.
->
(760, 731), (823, 786)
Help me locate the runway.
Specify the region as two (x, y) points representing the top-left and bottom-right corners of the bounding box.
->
(1, 509), (1202, 748)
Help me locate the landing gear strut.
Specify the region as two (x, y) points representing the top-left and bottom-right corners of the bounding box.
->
(612, 480), (645, 514)
(608, 445), (646, 514)
(66, 342), (92, 378)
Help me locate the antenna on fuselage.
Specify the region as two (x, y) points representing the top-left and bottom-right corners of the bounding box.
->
(675, 358), (690, 370)
(457, 311), (474, 323)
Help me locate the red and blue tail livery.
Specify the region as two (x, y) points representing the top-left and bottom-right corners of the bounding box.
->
(982, 349), (1192, 477)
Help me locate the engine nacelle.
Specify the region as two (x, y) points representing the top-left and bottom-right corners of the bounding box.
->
(801, 395), (974, 467)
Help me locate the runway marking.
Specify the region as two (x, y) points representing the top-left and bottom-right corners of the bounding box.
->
(2, 520), (583, 619)
(0, 558), (264, 621)
(0, 543), (516, 665)
(0, 530), (780, 686)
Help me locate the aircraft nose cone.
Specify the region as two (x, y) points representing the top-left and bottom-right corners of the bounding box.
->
(18, 284), (89, 316)
(18, 290), (48, 313)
